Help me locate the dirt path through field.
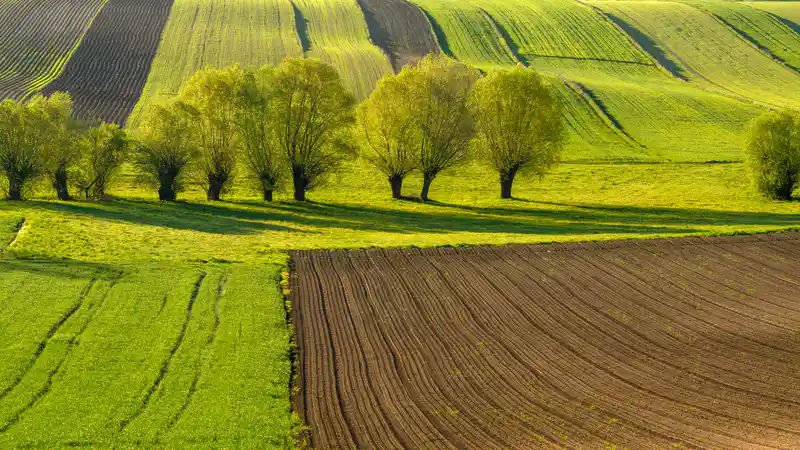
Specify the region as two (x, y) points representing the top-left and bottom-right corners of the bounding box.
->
(291, 233), (800, 449)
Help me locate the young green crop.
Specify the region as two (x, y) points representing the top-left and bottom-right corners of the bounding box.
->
(128, 0), (303, 127)
(292, 0), (393, 100)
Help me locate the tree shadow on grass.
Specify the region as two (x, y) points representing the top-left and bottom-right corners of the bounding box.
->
(27, 197), (800, 240)
(0, 258), (124, 280)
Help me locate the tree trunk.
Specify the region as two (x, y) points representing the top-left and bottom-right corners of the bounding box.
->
(53, 169), (70, 201)
(207, 182), (222, 201)
(158, 180), (176, 201)
(777, 181), (795, 200)
(292, 169), (307, 201)
(263, 188), (274, 202)
(500, 169), (517, 199)
(389, 174), (403, 199)
(420, 174), (434, 201)
(7, 178), (22, 201)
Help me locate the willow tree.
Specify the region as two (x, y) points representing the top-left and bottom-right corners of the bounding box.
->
(746, 109), (800, 200)
(74, 123), (128, 200)
(271, 58), (355, 201)
(471, 67), (564, 199)
(357, 73), (418, 199)
(235, 67), (284, 201)
(177, 66), (243, 201)
(134, 102), (195, 201)
(404, 55), (478, 201)
(33, 93), (79, 200)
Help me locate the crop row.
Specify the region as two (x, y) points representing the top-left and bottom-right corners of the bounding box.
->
(0, 0), (107, 100)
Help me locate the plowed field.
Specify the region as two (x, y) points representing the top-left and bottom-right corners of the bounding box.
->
(291, 233), (800, 448)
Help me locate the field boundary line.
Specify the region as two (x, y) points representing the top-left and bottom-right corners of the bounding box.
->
(118, 271), (207, 431)
(476, 6), (644, 150)
(24, 0), (110, 100)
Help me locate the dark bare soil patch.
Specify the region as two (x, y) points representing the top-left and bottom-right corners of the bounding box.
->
(355, 0), (440, 72)
(291, 233), (800, 448)
(42, 0), (174, 124)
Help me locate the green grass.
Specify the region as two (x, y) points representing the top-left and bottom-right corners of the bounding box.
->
(3, 162), (798, 261)
(127, 0), (303, 126)
(293, 0), (394, 100)
(0, 260), (294, 448)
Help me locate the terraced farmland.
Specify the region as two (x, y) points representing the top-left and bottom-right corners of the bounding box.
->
(0, 0), (107, 100)
(291, 233), (800, 448)
(41, 0), (175, 124)
(128, 0), (303, 125)
(293, 0), (393, 100)
(0, 261), (293, 447)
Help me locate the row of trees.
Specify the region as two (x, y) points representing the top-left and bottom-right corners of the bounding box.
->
(1, 55), (565, 202)
(0, 93), (126, 201)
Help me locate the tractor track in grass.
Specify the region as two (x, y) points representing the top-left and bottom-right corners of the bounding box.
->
(3, 219), (25, 251)
(165, 273), (227, 433)
(291, 233), (800, 448)
(0, 278), (117, 433)
(118, 271), (206, 431)
(0, 278), (97, 403)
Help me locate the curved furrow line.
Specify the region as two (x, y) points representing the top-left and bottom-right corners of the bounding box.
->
(415, 254), (596, 446)
(582, 250), (800, 387)
(701, 244), (800, 290)
(296, 255), (358, 447)
(342, 254), (462, 449)
(493, 249), (795, 447)
(344, 253), (475, 449)
(118, 271), (206, 432)
(366, 252), (515, 446)
(473, 249), (778, 448)
(318, 253), (404, 448)
(638, 248), (800, 332)
(423, 252), (647, 446)
(544, 252), (800, 415)
(0, 278), (97, 402)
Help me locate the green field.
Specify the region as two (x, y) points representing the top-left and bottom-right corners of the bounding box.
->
(127, 0), (303, 126)
(0, 260), (294, 448)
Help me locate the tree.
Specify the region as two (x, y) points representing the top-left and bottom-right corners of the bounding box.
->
(357, 73), (419, 199)
(746, 109), (800, 200)
(471, 67), (564, 199)
(0, 99), (43, 200)
(236, 67), (284, 201)
(271, 58), (355, 201)
(134, 102), (195, 201)
(407, 54), (479, 201)
(32, 93), (79, 201)
(74, 123), (128, 200)
(177, 66), (243, 201)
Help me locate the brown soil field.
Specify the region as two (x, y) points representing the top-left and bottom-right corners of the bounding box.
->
(290, 233), (800, 449)
(42, 0), (174, 124)
(355, 0), (440, 72)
